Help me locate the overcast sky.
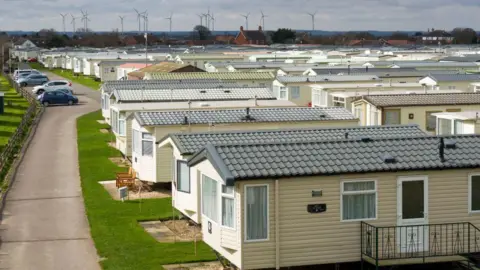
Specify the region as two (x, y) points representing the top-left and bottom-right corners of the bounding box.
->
(1, 0), (480, 32)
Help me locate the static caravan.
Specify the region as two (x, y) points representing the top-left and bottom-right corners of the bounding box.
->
(158, 125), (425, 224)
(434, 111), (480, 135)
(132, 107), (358, 183)
(188, 134), (480, 269)
(108, 86), (278, 156)
(419, 74), (480, 91)
(352, 92), (480, 133)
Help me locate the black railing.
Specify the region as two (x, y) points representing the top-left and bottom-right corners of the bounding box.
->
(361, 222), (480, 264)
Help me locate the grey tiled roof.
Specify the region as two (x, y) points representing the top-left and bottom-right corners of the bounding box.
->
(135, 107), (356, 126)
(276, 75), (381, 83)
(101, 79), (241, 93)
(188, 135), (480, 182)
(360, 93), (480, 107)
(163, 125), (426, 155)
(112, 87), (275, 102)
(428, 74), (480, 82)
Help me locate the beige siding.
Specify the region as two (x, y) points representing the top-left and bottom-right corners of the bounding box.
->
(475, 121), (480, 134)
(156, 120), (358, 182)
(237, 169), (480, 269)
(221, 229), (238, 250)
(126, 118), (132, 156)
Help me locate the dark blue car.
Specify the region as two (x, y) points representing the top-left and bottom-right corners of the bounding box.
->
(38, 90), (78, 106)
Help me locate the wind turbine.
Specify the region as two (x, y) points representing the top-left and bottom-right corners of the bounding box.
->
(60, 13), (67, 34)
(240, 13), (250, 30)
(165, 12), (173, 33)
(202, 13), (209, 29)
(210, 13), (215, 32)
(119, 15), (125, 35)
(306, 10), (317, 31)
(134, 8), (142, 34)
(142, 10), (148, 33)
(206, 7), (211, 29)
(260, 10), (267, 30)
(196, 14), (203, 26)
(80, 10), (90, 32)
(70, 14), (79, 33)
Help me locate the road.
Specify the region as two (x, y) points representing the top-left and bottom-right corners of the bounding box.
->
(0, 71), (102, 270)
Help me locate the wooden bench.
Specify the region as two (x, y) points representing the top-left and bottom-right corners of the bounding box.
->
(116, 168), (136, 189)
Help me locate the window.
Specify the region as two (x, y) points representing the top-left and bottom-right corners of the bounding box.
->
(438, 118), (452, 135)
(259, 83), (266, 87)
(103, 67), (109, 73)
(333, 96), (346, 107)
(222, 185), (235, 228)
(242, 84), (249, 87)
(448, 86), (456, 90)
(341, 180), (377, 221)
(141, 133), (153, 157)
(354, 107), (364, 125)
(312, 88), (325, 107)
(111, 109), (118, 133)
(202, 175), (218, 222)
(383, 109), (401, 125)
(290, 86), (300, 99)
(245, 185), (268, 241)
(132, 129), (140, 154)
(469, 174), (480, 212)
(176, 161), (190, 193)
(426, 111), (442, 131)
(454, 120), (464, 135)
(118, 117), (126, 136)
(279, 87), (287, 99)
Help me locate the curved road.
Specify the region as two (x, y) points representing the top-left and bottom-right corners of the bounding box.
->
(0, 71), (101, 270)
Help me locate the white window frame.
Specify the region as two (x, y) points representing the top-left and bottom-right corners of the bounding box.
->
(468, 173), (480, 213)
(244, 184), (269, 242)
(333, 96), (346, 108)
(132, 129), (140, 154)
(202, 174), (218, 223)
(118, 113), (126, 136)
(111, 109), (118, 133)
(290, 86), (300, 99)
(176, 160), (190, 193)
(279, 86), (288, 100)
(141, 132), (154, 157)
(340, 179), (378, 222)
(221, 185), (235, 229)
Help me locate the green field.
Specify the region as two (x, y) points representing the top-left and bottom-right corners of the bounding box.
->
(29, 62), (102, 90)
(0, 76), (29, 149)
(77, 111), (215, 270)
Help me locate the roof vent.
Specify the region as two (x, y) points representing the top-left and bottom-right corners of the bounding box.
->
(183, 115), (189, 125)
(319, 113), (326, 118)
(361, 137), (372, 142)
(200, 90), (207, 93)
(224, 90), (231, 93)
(324, 78), (329, 81)
(383, 154), (396, 164)
(241, 107), (255, 121)
(344, 132), (349, 139)
(445, 140), (456, 149)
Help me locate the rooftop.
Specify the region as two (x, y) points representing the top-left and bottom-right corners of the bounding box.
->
(426, 74), (480, 82)
(162, 124), (426, 155)
(277, 75), (381, 83)
(188, 135), (480, 183)
(358, 92), (480, 107)
(134, 107), (357, 126)
(432, 111), (480, 120)
(101, 79), (242, 93)
(112, 87), (275, 102)
(148, 72), (275, 80)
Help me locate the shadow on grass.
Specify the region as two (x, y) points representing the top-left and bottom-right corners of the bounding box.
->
(0, 111), (25, 117)
(0, 130), (14, 137)
(0, 120), (22, 127)
(5, 104), (29, 110)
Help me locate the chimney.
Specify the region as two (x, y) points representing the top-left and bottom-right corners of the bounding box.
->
(246, 107), (250, 116)
(344, 132), (349, 139)
(348, 65), (351, 75)
(258, 25), (262, 31)
(254, 95), (258, 106)
(439, 138), (445, 162)
(240, 26), (244, 31)
(183, 115), (189, 125)
(366, 66), (369, 72)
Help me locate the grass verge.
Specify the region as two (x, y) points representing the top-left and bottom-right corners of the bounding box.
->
(30, 62), (102, 90)
(78, 110), (215, 270)
(0, 76), (29, 148)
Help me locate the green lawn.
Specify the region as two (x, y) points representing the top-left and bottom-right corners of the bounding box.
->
(30, 62), (102, 90)
(78, 111), (215, 270)
(0, 76), (29, 149)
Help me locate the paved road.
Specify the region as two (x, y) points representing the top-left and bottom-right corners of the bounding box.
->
(0, 71), (101, 270)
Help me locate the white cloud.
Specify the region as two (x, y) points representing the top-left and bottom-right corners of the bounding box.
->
(1, 0), (480, 32)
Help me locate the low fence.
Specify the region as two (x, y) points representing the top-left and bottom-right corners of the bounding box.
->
(0, 73), (44, 181)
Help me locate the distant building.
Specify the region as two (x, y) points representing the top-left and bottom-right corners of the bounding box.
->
(13, 38), (37, 49)
(420, 30), (454, 45)
(234, 26), (267, 45)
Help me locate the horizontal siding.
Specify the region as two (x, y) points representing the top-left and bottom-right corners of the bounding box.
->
(239, 169), (480, 269)
(221, 229), (238, 250)
(126, 118), (132, 156)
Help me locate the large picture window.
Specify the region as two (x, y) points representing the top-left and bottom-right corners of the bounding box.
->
(222, 185), (235, 228)
(469, 174), (480, 212)
(245, 185), (268, 241)
(202, 175), (218, 222)
(341, 180), (377, 221)
(176, 160), (190, 193)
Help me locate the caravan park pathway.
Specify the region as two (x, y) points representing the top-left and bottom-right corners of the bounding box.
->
(0, 71), (101, 270)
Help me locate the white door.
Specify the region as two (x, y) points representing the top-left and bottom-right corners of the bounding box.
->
(397, 176), (429, 253)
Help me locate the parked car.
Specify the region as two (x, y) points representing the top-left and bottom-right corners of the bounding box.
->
(27, 58), (38, 63)
(17, 74), (49, 87)
(38, 90), (78, 106)
(48, 87), (73, 96)
(13, 69), (40, 80)
(32, 80), (72, 95)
